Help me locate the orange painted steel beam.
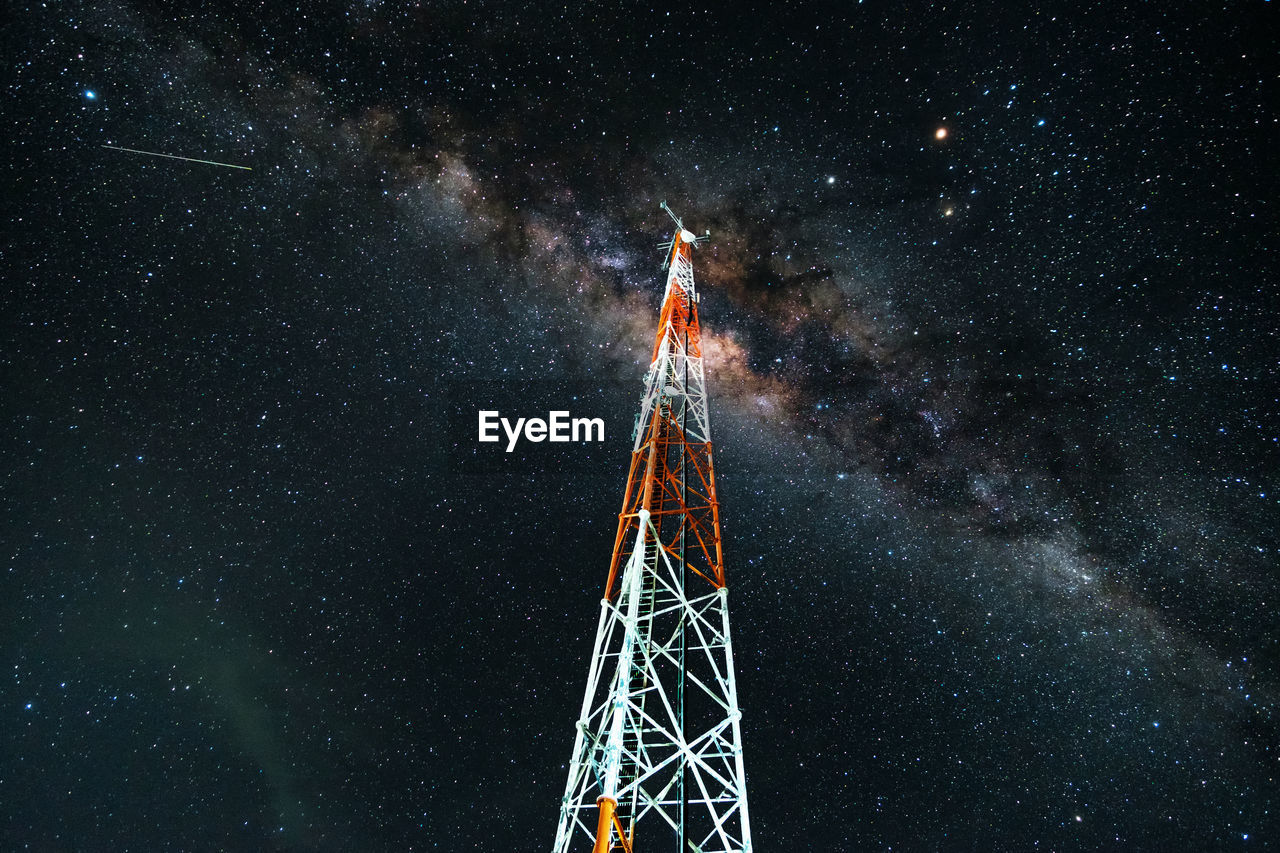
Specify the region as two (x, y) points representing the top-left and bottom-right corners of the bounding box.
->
(592, 797), (617, 853)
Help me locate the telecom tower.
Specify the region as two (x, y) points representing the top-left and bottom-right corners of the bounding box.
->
(554, 205), (752, 853)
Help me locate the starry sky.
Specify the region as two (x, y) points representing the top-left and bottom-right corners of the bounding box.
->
(3, 1), (1277, 849)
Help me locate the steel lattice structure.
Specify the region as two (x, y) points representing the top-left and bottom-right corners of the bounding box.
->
(554, 205), (752, 853)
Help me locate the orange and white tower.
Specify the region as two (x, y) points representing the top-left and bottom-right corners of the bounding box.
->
(553, 205), (753, 853)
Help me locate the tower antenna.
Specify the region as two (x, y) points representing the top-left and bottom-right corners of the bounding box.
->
(553, 207), (753, 853)
(658, 201), (711, 259)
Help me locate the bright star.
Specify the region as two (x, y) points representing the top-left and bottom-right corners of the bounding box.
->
(84, 89), (97, 100)
(826, 176), (835, 185)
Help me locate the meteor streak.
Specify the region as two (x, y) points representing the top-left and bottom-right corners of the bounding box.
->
(102, 144), (252, 171)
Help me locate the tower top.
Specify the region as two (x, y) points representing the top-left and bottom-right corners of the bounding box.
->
(659, 200), (710, 253)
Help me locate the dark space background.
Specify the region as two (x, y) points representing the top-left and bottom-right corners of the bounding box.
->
(2, 1), (1277, 849)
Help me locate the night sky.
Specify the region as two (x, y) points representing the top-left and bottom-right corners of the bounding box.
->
(3, 1), (1277, 849)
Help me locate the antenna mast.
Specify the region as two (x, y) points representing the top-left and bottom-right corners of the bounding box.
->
(553, 206), (752, 853)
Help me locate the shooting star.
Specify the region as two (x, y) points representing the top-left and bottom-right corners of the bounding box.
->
(102, 144), (252, 171)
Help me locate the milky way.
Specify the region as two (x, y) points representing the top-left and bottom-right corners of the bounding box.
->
(3, 1), (1276, 849)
